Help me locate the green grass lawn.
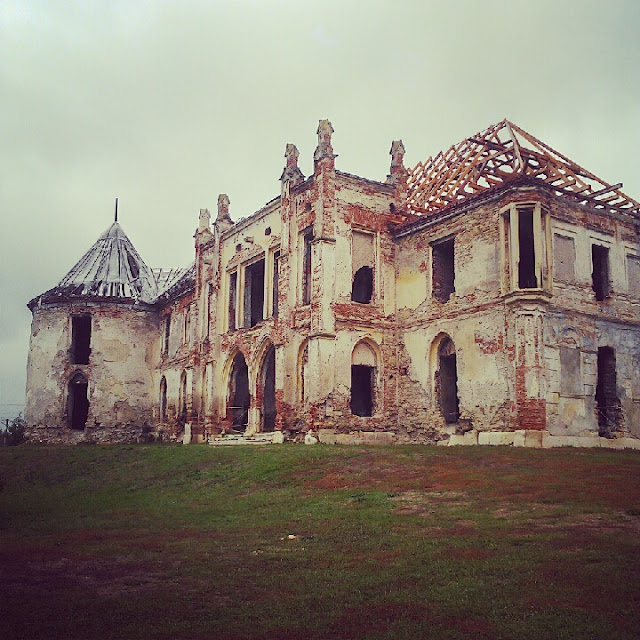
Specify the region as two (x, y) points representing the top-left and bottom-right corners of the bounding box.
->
(1, 443), (639, 640)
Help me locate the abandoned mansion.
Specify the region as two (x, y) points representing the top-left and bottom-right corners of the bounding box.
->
(25, 119), (640, 447)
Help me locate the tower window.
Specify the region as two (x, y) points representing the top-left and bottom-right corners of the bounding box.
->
(70, 315), (91, 365)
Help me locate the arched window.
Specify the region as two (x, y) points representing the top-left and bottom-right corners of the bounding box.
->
(68, 372), (89, 431)
(350, 341), (377, 417)
(160, 376), (168, 422)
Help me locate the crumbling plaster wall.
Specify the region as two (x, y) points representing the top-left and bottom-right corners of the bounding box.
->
(394, 202), (511, 437)
(26, 304), (158, 443)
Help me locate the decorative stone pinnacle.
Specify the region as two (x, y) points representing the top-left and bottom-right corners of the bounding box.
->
(390, 140), (406, 168)
(314, 119), (335, 164)
(280, 143), (305, 185)
(198, 208), (211, 232)
(216, 194), (231, 222)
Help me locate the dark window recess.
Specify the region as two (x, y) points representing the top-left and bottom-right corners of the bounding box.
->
(162, 316), (170, 355)
(352, 266), (373, 303)
(518, 208), (537, 288)
(438, 338), (460, 423)
(592, 244), (610, 301)
(244, 259), (265, 328)
(350, 365), (374, 417)
(68, 373), (89, 431)
(272, 251), (280, 317)
(302, 229), (313, 305)
(432, 238), (455, 302)
(596, 347), (622, 437)
(230, 353), (250, 431)
(228, 272), (237, 331)
(160, 377), (168, 422)
(70, 316), (91, 364)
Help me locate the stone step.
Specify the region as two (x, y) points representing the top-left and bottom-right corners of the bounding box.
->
(208, 431), (278, 446)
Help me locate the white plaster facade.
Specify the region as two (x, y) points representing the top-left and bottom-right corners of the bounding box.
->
(25, 120), (640, 446)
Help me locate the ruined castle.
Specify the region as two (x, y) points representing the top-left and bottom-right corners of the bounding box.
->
(25, 120), (640, 447)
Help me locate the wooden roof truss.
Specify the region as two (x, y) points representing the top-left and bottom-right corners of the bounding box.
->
(407, 120), (640, 219)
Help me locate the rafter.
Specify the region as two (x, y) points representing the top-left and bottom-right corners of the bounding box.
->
(407, 120), (640, 218)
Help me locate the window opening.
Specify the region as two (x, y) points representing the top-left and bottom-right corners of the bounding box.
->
(352, 266), (373, 303)
(596, 347), (622, 437)
(260, 347), (276, 431)
(162, 315), (170, 356)
(592, 244), (610, 301)
(244, 258), (265, 327)
(518, 207), (537, 288)
(206, 284), (212, 338)
(351, 365), (374, 417)
(183, 308), (191, 344)
(351, 230), (375, 304)
(302, 228), (313, 305)
(272, 250), (280, 317)
(228, 271), (237, 331)
(68, 372), (89, 431)
(437, 337), (460, 423)
(432, 238), (455, 302)
(70, 315), (91, 365)
(229, 353), (250, 431)
(160, 376), (168, 422)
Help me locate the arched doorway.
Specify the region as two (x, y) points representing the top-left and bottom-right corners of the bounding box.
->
(159, 376), (168, 422)
(68, 372), (89, 431)
(229, 352), (250, 432)
(437, 337), (459, 423)
(259, 346), (276, 432)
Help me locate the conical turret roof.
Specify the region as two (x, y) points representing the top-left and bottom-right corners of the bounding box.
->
(33, 222), (158, 306)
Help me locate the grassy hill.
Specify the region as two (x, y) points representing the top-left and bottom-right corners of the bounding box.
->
(1, 444), (639, 639)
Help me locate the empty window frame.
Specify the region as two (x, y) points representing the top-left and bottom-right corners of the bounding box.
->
(244, 258), (265, 328)
(70, 315), (91, 364)
(592, 244), (611, 301)
(501, 203), (549, 292)
(228, 271), (237, 331)
(301, 227), (313, 305)
(351, 230), (375, 304)
(432, 237), (455, 303)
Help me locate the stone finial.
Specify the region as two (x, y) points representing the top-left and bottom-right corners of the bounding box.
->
(390, 140), (406, 168)
(280, 143), (305, 185)
(387, 139), (408, 187)
(198, 208), (211, 232)
(216, 194), (231, 222)
(314, 119), (336, 164)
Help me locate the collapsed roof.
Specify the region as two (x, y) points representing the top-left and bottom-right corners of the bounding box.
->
(31, 222), (160, 307)
(407, 119), (640, 219)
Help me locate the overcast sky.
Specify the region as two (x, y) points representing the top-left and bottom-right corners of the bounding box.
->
(1, 0), (639, 411)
